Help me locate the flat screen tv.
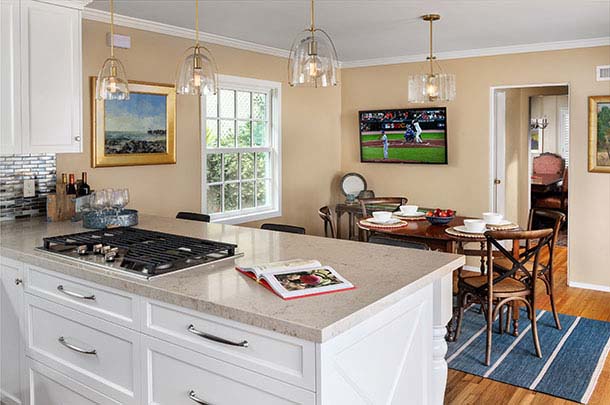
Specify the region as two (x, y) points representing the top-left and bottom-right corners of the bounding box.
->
(359, 107), (447, 164)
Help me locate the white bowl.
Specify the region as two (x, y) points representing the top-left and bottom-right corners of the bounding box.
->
(482, 212), (503, 225)
(372, 211), (392, 222)
(400, 205), (418, 215)
(463, 219), (486, 233)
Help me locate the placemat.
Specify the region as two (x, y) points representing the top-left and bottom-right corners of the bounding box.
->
(393, 214), (427, 221)
(487, 222), (519, 231)
(445, 227), (486, 239)
(359, 219), (409, 229)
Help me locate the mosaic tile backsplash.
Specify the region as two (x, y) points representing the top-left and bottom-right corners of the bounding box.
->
(0, 154), (56, 221)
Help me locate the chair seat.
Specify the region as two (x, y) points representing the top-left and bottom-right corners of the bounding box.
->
(461, 274), (528, 293)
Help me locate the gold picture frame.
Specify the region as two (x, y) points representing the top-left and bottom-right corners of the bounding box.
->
(91, 78), (176, 168)
(588, 95), (610, 173)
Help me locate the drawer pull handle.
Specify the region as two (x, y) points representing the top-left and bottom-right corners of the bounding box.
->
(57, 285), (96, 301)
(58, 337), (97, 355)
(188, 390), (211, 404)
(187, 324), (249, 348)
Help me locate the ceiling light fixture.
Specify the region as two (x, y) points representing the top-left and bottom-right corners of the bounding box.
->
(288, 0), (338, 87)
(408, 14), (456, 103)
(176, 0), (218, 95)
(96, 0), (129, 100)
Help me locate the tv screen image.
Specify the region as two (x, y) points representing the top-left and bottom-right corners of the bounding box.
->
(359, 107), (447, 164)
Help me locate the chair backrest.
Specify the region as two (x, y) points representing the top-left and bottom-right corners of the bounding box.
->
(527, 208), (565, 268)
(359, 197), (408, 217)
(261, 223), (306, 235)
(176, 212), (211, 223)
(484, 228), (554, 293)
(561, 169), (568, 192)
(368, 235), (429, 250)
(533, 152), (565, 176)
(318, 206), (336, 238)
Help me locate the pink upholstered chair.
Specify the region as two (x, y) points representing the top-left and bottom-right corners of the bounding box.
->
(532, 153), (565, 176)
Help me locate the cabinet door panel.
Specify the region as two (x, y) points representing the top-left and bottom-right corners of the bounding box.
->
(0, 0), (21, 154)
(1, 257), (25, 404)
(21, 0), (82, 153)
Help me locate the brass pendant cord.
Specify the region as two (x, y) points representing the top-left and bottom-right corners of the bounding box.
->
(110, 0), (115, 58)
(195, 0), (200, 47)
(310, 0), (315, 32)
(428, 17), (434, 76)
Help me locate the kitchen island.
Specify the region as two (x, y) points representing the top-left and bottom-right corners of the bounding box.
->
(0, 215), (464, 404)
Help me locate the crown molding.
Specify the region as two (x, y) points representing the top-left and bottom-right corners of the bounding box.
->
(340, 37), (610, 69)
(81, 8), (609, 69)
(82, 8), (290, 59)
(38, 0), (93, 9)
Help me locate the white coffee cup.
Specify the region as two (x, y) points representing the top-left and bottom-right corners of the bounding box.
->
(482, 212), (503, 225)
(372, 211), (392, 222)
(464, 219), (486, 233)
(400, 205), (418, 215)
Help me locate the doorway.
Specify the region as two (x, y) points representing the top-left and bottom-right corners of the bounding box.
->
(490, 84), (570, 259)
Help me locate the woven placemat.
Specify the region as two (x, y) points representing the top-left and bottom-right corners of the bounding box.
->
(486, 222), (519, 231)
(393, 214), (427, 221)
(359, 219), (409, 229)
(445, 227), (486, 239)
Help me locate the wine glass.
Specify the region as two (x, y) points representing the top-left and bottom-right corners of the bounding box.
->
(103, 188), (115, 212)
(90, 191), (107, 214)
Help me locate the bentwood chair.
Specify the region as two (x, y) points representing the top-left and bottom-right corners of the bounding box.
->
(495, 208), (566, 330)
(318, 206), (336, 238)
(176, 212), (211, 223)
(260, 223), (306, 235)
(359, 197), (408, 217)
(368, 235), (430, 250)
(455, 228), (554, 366)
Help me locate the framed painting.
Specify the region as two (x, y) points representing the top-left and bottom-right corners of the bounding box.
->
(91, 78), (176, 168)
(530, 128), (543, 154)
(588, 95), (610, 173)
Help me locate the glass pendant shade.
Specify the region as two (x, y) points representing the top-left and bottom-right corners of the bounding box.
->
(176, 45), (218, 96)
(96, 57), (129, 100)
(408, 73), (456, 103)
(288, 29), (338, 87)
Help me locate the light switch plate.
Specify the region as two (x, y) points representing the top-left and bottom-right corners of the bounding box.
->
(23, 179), (35, 198)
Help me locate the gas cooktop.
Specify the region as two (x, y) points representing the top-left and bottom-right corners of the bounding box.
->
(39, 227), (239, 279)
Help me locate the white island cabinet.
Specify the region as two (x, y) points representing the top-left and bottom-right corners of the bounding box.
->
(0, 0), (88, 155)
(0, 216), (463, 404)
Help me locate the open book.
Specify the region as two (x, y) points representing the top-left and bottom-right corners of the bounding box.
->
(236, 259), (355, 300)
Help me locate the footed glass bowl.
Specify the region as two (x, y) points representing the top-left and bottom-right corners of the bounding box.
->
(425, 215), (454, 225)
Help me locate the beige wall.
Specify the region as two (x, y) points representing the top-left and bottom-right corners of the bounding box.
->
(341, 46), (610, 288)
(57, 20), (342, 236)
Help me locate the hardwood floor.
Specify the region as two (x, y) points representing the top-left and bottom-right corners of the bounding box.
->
(445, 247), (610, 404)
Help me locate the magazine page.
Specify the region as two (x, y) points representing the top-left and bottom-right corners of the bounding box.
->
(263, 266), (355, 299)
(237, 259), (321, 280)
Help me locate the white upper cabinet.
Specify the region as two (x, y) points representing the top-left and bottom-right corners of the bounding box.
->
(1, 0), (86, 155)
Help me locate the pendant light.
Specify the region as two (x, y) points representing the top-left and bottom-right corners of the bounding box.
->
(96, 0), (129, 100)
(176, 0), (218, 95)
(288, 0), (338, 88)
(408, 14), (456, 103)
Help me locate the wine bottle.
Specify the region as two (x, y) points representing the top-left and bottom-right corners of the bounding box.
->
(66, 174), (77, 195)
(61, 173), (68, 194)
(77, 172), (91, 197)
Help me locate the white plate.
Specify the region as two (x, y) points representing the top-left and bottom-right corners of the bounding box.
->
(395, 211), (426, 218)
(453, 225), (486, 234)
(485, 219), (512, 226)
(367, 218), (402, 225)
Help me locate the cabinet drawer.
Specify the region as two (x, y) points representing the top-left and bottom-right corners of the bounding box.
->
(25, 266), (139, 329)
(25, 294), (140, 404)
(28, 358), (120, 405)
(143, 336), (315, 405)
(143, 299), (315, 391)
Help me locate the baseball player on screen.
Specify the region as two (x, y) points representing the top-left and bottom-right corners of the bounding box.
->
(413, 120), (423, 143)
(381, 130), (389, 159)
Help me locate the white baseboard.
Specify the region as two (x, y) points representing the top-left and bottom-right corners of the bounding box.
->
(567, 281), (610, 293)
(462, 265), (481, 273)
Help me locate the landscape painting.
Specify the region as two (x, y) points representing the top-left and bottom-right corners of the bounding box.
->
(92, 79), (176, 167)
(588, 96), (610, 173)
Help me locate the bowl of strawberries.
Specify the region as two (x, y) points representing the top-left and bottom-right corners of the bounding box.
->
(425, 208), (456, 225)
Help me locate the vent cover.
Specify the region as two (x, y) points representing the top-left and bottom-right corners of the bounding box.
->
(597, 65), (610, 81)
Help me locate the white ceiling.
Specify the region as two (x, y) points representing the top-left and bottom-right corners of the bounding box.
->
(87, 0), (610, 64)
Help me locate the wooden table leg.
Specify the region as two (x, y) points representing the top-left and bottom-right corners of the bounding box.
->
(480, 241), (486, 275)
(336, 211), (344, 239)
(348, 213), (354, 240)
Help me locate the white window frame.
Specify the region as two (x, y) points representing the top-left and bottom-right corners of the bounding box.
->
(201, 74), (282, 224)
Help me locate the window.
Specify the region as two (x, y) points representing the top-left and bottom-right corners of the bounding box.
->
(559, 107), (569, 166)
(202, 75), (281, 223)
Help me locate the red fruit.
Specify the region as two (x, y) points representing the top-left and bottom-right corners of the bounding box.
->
(300, 274), (321, 286)
(446, 209), (455, 216)
(439, 212), (447, 217)
(426, 211), (433, 217)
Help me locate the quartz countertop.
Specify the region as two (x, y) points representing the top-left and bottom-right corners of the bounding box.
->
(0, 215), (464, 342)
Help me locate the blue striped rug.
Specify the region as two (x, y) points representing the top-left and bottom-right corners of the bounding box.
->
(447, 307), (610, 403)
